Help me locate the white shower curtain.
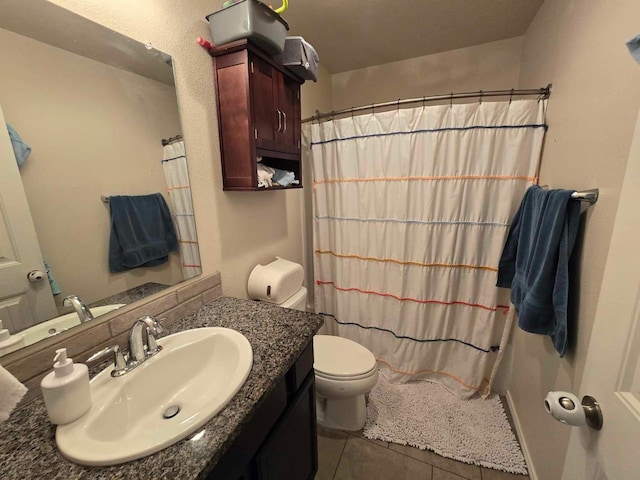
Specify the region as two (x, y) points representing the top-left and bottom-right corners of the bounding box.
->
(310, 99), (546, 399)
(162, 140), (201, 280)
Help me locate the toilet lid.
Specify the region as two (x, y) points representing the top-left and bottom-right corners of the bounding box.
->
(313, 335), (377, 378)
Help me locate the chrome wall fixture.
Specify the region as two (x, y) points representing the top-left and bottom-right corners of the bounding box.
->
(570, 188), (599, 204)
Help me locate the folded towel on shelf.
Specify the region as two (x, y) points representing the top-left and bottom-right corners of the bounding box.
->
(108, 193), (178, 272)
(272, 167), (296, 186)
(496, 185), (581, 356)
(0, 365), (27, 423)
(6, 124), (31, 168)
(257, 163), (275, 188)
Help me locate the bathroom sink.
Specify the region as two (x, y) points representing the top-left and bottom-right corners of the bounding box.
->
(20, 304), (125, 348)
(55, 327), (253, 466)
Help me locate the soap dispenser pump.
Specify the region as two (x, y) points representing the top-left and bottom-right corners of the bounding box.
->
(41, 348), (91, 425)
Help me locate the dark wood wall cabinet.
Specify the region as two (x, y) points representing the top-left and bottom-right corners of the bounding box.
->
(210, 40), (303, 191)
(206, 342), (318, 480)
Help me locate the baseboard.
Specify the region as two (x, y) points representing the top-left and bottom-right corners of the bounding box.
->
(506, 390), (539, 480)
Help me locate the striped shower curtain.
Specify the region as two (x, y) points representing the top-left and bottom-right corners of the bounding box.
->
(162, 141), (201, 280)
(310, 99), (546, 399)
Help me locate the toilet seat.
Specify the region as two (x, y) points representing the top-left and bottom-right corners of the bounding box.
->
(315, 365), (378, 382)
(313, 335), (377, 379)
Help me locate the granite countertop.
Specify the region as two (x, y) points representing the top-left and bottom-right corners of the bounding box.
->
(0, 297), (323, 480)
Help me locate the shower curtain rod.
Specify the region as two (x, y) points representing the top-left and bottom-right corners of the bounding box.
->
(161, 134), (183, 146)
(301, 85), (552, 123)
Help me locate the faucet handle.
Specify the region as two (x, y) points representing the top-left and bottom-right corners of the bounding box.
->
(145, 326), (162, 357)
(87, 345), (128, 377)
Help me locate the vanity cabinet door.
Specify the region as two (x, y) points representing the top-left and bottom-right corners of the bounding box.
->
(255, 372), (318, 480)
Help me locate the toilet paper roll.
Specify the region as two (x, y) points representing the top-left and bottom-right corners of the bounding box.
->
(544, 391), (586, 426)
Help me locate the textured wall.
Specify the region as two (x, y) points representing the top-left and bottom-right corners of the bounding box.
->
(331, 37), (523, 110)
(511, 0), (640, 478)
(47, 0), (331, 300)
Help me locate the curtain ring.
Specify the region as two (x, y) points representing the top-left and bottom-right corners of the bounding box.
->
(422, 96), (426, 108)
(371, 103), (375, 114)
(449, 92), (454, 108)
(479, 90), (483, 104)
(397, 99), (401, 112)
(509, 88), (514, 104)
(350, 106), (355, 118)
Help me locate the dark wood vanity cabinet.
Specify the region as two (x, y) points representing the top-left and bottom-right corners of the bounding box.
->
(207, 342), (318, 480)
(210, 40), (303, 191)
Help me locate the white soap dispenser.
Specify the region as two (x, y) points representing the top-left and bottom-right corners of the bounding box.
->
(41, 348), (91, 425)
(0, 319), (25, 355)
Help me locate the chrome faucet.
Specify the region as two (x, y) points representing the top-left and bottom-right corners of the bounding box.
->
(63, 295), (94, 323)
(127, 316), (163, 365)
(88, 315), (163, 377)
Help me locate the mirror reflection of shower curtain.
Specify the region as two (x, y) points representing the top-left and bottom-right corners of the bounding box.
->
(310, 99), (546, 399)
(162, 140), (201, 280)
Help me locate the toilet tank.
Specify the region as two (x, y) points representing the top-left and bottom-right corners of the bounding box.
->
(247, 257), (304, 305)
(279, 286), (307, 311)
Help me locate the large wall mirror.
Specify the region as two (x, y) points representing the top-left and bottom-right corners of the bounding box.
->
(0, 0), (201, 357)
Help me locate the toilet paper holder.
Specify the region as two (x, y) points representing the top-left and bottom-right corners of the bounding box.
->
(544, 391), (603, 430)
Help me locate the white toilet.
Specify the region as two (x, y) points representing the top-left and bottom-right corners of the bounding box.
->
(248, 258), (379, 431)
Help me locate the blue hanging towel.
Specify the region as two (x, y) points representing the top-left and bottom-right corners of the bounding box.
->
(6, 124), (31, 167)
(44, 259), (61, 296)
(496, 186), (581, 356)
(627, 34), (640, 65)
(108, 193), (178, 273)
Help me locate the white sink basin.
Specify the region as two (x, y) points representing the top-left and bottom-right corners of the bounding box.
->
(56, 327), (253, 466)
(18, 304), (126, 350)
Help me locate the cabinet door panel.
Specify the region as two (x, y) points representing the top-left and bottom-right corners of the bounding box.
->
(217, 63), (253, 189)
(256, 373), (318, 480)
(276, 73), (300, 153)
(251, 57), (278, 151)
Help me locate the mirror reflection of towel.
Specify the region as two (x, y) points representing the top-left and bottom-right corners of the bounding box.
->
(108, 194), (178, 273)
(627, 34), (640, 64)
(6, 124), (31, 167)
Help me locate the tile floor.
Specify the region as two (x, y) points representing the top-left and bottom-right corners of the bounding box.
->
(316, 428), (529, 480)
(315, 399), (529, 480)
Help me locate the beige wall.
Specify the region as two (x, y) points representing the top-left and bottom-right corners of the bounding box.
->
(331, 37), (523, 111)
(42, 0), (332, 301)
(510, 1), (640, 478)
(0, 26), (183, 308)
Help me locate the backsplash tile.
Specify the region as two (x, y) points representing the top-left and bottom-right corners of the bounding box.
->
(162, 295), (203, 328)
(8, 322), (111, 383)
(176, 272), (221, 303)
(108, 291), (178, 336)
(202, 284), (223, 304)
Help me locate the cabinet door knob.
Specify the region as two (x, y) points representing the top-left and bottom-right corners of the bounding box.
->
(276, 109), (283, 133)
(282, 111), (287, 134)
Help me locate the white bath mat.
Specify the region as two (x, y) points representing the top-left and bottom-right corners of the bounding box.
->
(363, 374), (528, 475)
